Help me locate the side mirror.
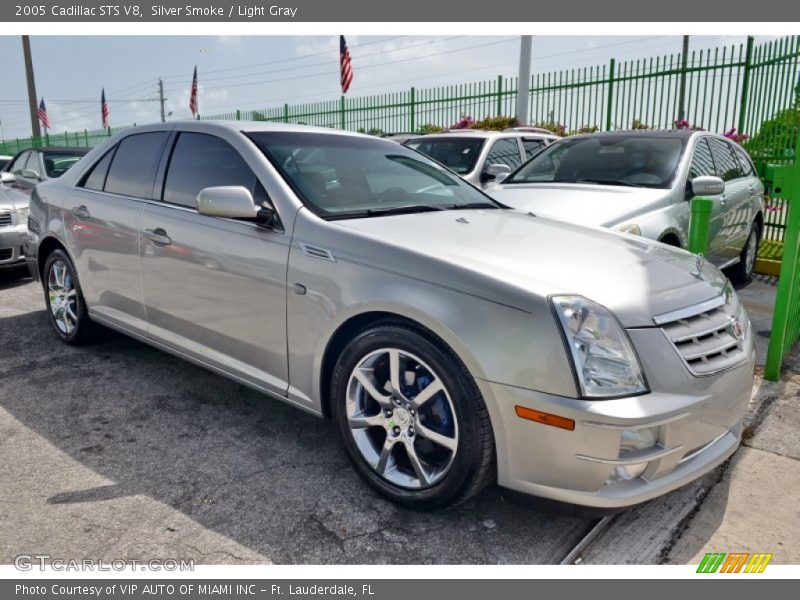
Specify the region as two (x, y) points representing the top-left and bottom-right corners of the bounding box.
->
(482, 163), (512, 183)
(197, 186), (258, 218)
(20, 169), (42, 181)
(691, 175), (725, 197)
(0, 172), (15, 184)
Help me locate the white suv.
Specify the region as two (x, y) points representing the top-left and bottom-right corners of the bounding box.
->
(405, 129), (558, 189)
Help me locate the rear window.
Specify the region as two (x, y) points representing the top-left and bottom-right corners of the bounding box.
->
(104, 132), (167, 198)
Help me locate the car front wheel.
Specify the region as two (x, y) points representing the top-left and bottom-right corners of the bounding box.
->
(331, 321), (495, 509)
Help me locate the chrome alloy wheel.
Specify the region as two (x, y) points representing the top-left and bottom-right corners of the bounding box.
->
(345, 348), (459, 489)
(48, 260), (78, 335)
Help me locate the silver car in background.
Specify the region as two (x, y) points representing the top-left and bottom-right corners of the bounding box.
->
(405, 129), (559, 189)
(489, 130), (765, 283)
(0, 172), (30, 271)
(26, 122), (753, 510)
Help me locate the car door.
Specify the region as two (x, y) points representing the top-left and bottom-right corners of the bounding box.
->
(707, 136), (752, 264)
(481, 137), (525, 187)
(139, 131), (290, 395)
(686, 137), (729, 264)
(731, 142), (762, 243)
(64, 131), (168, 333)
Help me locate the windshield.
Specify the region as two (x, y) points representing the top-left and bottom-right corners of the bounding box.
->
(404, 137), (486, 174)
(505, 135), (686, 189)
(43, 153), (85, 178)
(248, 132), (500, 219)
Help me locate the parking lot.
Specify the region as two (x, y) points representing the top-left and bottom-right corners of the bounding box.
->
(1, 267), (796, 565)
(0, 269), (599, 564)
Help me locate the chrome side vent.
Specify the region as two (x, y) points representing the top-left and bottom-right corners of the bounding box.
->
(300, 243), (335, 262)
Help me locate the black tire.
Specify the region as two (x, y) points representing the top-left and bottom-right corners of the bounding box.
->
(42, 249), (97, 345)
(331, 320), (496, 510)
(727, 222), (760, 285)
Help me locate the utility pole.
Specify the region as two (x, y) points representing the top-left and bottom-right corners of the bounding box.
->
(22, 35), (41, 139)
(158, 78), (166, 123)
(516, 35), (532, 126)
(677, 35), (690, 122)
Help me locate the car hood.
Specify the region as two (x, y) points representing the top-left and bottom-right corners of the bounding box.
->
(0, 185), (28, 211)
(337, 208), (726, 328)
(489, 183), (668, 227)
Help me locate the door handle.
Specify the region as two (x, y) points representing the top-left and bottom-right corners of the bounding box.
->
(143, 228), (172, 246)
(71, 205), (91, 219)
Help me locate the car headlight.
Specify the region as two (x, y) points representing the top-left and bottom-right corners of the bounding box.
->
(614, 223), (641, 236)
(15, 207), (29, 225)
(550, 295), (648, 398)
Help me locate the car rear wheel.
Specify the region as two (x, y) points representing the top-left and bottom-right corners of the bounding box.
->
(43, 249), (96, 345)
(331, 321), (495, 509)
(728, 222), (760, 284)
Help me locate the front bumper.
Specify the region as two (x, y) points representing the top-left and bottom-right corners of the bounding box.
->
(481, 327), (755, 509)
(0, 223), (27, 270)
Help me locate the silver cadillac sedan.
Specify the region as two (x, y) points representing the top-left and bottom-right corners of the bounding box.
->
(24, 122), (754, 510)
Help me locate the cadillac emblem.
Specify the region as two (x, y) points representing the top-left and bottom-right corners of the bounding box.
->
(691, 253), (706, 279)
(727, 315), (744, 341)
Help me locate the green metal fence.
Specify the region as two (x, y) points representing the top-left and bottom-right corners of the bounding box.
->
(764, 130), (800, 380)
(0, 126), (127, 157)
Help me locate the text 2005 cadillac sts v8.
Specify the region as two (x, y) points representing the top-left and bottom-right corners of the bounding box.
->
(25, 122), (754, 509)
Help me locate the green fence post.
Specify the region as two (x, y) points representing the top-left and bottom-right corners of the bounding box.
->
(687, 197), (714, 254)
(496, 75), (503, 117)
(409, 87), (416, 133)
(236, 109), (241, 121)
(737, 36), (755, 134)
(84, 129), (89, 146)
(605, 59), (616, 131)
(340, 96), (346, 130)
(284, 103), (289, 123)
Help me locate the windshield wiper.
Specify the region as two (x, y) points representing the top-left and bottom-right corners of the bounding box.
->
(365, 204), (446, 217)
(446, 202), (499, 210)
(569, 178), (648, 188)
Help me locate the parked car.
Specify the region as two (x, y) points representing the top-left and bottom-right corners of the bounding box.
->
(26, 122), (754, 510)
(2, 146), (90, 195)
(0, 172), (30, 271)
(405, 130), (559, 189)
(489, 130), (765, 283)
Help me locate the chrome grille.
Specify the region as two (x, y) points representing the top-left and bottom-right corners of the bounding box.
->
(656, 289), (749, 376)
(0, 210), (11, 228)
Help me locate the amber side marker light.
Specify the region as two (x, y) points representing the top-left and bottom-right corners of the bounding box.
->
(514, 406), (575, 431)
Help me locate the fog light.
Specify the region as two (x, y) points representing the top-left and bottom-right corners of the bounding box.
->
(608, 461), (649, 483)
(620, 427), (658, 453)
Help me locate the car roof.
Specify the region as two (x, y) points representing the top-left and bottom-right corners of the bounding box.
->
(567, 129), (708, 141)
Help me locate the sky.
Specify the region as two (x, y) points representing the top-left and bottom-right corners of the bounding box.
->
(0, 34), (771, 140)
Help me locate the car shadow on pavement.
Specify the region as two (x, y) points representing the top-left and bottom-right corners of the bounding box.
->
(0, 308), (595, 564)
(0, 268), (33, 291)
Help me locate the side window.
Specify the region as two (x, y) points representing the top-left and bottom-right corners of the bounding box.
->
(104, 132), (168, 198)
(709, 137), (743, 182)
(689, 138), (716, 180)
(9, 152), (30, 174)
(732, 144), (756, 177)
(81, 148), (116, 192)
(485, 138), (523, 170)
(25, 152), (42, 176)
(162, 132), (258, 208)
(522, 138), (548, 159)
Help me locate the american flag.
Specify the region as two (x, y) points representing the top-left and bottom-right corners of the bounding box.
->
(36, 98), (50, 130)
(340, 36), (353, 94)
(101, 88), (109, 129)
(189, 66), (199, 118)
